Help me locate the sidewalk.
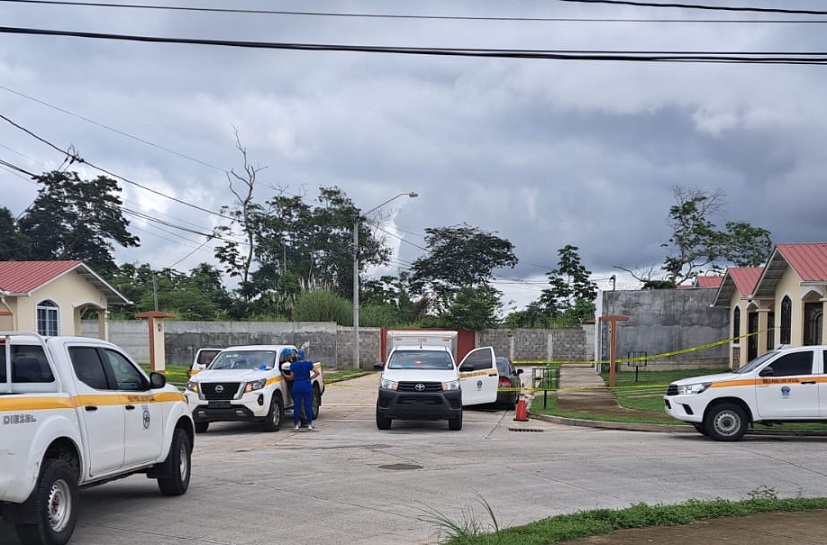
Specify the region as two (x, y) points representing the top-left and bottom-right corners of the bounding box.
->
(531, 364), (827, 544)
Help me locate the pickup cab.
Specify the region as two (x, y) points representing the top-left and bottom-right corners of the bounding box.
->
(0, 332), (194, 545)
(374, 345), (500, 430)
(184, 344), (324, 433)
(664, 345), (827, 441)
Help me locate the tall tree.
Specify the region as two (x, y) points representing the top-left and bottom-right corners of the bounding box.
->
(17, 170), (139, 276)
(538, 244), (597, 323)
(0, 206), (32, 260)
(212, 135), (265, 303)
(618, 186), (773, 286)
(411, 223), (518, 317)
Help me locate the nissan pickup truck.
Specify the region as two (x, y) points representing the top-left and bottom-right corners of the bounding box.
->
(0, 332), (194, 545)
(664, 344), (827, 441)
(374, 345), (500, 430)
(184, 344), (324, 433)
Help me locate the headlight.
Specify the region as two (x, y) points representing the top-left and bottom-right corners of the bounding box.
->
(380, 377), (398, 391)
(245, 379), (267, 392)
(186, 381), (199, 393)
(443, 380), (460, 391)
(677, 382), (711, 395)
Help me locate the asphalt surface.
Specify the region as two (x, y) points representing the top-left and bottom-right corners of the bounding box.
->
(2, 368), (827, 545)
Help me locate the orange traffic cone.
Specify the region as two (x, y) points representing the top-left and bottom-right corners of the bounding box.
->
(514, 392), (528, 422)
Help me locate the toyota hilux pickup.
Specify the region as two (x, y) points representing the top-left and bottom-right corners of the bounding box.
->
(184, 344), (324, 433)
(664, 344), (827, 441)
(0, 332), (194, 545)
(374, 345), (500, 431)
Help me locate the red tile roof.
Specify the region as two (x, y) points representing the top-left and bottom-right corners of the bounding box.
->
(727, 267), (763, 297)
(776, 243), (827, 281)
(695, 275), (723, 288)
(0, 260), (84, 294)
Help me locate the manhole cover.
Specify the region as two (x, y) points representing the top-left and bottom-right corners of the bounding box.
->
(378, 463), (423, 470)
(508, 427), (544, 433)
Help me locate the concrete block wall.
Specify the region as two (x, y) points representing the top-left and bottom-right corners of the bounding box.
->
(599, 288), (729, 369)
(477, 325), (595, 362)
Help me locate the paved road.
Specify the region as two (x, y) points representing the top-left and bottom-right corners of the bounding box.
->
(4, 373), (827, 545)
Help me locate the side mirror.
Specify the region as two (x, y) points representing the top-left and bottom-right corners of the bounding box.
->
(373, 363), (385, 371)
(459, 363), (475, 372)
(516, 369), (524, 375)
(759, 366), (774, 377)
(149, 372), (166, 389)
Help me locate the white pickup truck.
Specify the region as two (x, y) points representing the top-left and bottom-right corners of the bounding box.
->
(184, 344), (325, 433)
(374, 345), (500, 430)
(0, 332), (195, 545)
(664, 344), (827, 441)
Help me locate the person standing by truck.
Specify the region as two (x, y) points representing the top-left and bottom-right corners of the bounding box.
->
(285, 349), (319, 430)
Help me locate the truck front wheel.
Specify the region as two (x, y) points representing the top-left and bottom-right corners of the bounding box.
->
(157, 428), (192, 496)
(448, 410), (463, 431)
(194, 421), (209, 433)
(263, 394), (284, 431)
(15, 458), (78, 545)
(704, 403), (748, 441)
(376, 407), (392, 430)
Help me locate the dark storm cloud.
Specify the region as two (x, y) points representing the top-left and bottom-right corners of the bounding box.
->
(3, 0), (827, 306)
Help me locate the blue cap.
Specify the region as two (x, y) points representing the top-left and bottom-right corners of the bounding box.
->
(297, 349), (306, 360)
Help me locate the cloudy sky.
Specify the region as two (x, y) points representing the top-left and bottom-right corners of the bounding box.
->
(3, 0), (827, 310)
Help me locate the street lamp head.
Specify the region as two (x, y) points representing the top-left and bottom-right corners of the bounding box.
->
(408, 191), (418, 199)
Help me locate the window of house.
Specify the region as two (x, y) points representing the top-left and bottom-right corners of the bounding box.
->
(36, 300), (59, 337)
(780, 296), (792, 345)
(767, 312), (775, 350)
(733, 306), (741, 343)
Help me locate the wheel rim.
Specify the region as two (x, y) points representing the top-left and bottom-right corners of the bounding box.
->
(47, 478), (72, 533)
(178, 442), (189, 481)
(272, 400), (281, 426)
(313, 393), (320, 417)
(714, 410), (741, 436)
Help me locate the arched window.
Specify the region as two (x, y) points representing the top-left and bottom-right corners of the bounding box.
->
(733, 306), (741, 343)
(780, 296), (792, 345)
(36, 300), (59, 337)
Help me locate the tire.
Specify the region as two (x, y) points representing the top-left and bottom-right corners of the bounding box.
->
(194, 421), (209, 433)
(376, 407), (392, 430)
(262, 393), (284, 432)
(15, 458), (79, 545)
(448, 410), (463, 431)
(704, 403), (748, 441)
(157, 428), (192, 496)
(692, 423), (708, 436)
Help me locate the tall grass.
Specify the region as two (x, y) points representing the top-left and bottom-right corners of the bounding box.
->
(292, 289), (353, 324)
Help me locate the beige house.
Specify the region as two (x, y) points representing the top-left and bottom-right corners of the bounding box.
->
(0, 260), (130, 339)
(713, 243), (827, 368)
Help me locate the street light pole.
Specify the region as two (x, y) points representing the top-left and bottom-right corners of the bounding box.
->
(353, 191), (418, 369)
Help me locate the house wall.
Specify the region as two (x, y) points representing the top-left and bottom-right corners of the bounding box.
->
(12, 273), (108, 336)
(776, 268), (803, 346)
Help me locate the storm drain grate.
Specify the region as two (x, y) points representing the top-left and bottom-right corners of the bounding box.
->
(378, 463), (423, 471)
(508, 427), (544, 433)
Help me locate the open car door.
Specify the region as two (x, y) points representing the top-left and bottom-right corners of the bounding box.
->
(459, 347), (499, 406)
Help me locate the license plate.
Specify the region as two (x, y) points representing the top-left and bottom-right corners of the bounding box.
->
(208, 401), (230, 409)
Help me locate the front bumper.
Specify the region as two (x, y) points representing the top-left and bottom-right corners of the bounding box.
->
(663, 395), (704, 423)
(186, 391), (269, 423)
(376, 389), (462, 420)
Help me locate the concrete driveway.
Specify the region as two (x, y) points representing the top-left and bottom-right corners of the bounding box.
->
(4, 373), (827, 545)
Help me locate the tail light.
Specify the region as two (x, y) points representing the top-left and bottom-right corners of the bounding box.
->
(498, 377), (511, 388)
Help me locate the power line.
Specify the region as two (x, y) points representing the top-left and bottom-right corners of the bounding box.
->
(0, 83), (225, 172)
(4, 0), (827, 23)
(555, 0), (827, 16)
(3, 26), (827, 64)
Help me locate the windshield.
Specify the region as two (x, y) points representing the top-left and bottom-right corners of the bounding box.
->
(387, 350), (454, 370)
(734, 351), (778, 374)
(209, 350), (277, 370)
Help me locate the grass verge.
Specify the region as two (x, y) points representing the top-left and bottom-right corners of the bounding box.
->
(433, 495), (827, 545)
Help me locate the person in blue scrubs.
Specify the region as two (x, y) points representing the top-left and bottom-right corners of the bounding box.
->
(286, 349), (319, 430)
